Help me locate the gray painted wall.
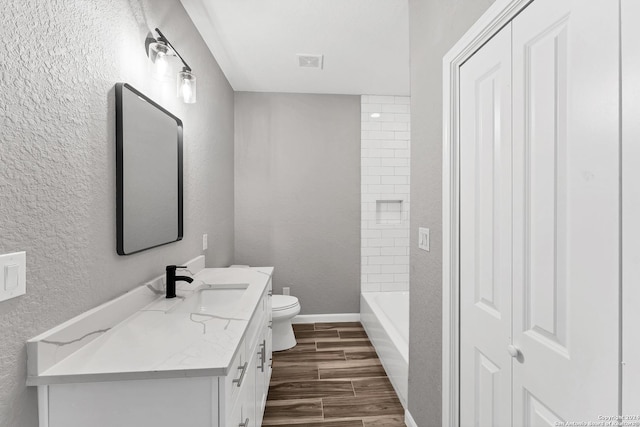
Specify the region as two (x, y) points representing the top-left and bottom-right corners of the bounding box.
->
(234, 92), (361, 315)
(0, 1), (234, 425)
(407, 0), (495, 425)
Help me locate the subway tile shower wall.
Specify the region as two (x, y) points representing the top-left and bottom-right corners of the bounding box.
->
(361, 95), (411, 293)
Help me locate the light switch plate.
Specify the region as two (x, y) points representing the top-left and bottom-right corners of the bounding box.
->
(5, 264), (19, 290)
(0, 251), (26, 302)
(202, 234), (208, 251)
(418, 227), (430, 251)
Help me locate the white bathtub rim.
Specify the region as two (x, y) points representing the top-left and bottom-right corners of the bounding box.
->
(361, 291), (409, 364)
(360, 292), (409, 408)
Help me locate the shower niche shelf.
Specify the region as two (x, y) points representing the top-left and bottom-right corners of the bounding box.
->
(375, 200), (404, 225)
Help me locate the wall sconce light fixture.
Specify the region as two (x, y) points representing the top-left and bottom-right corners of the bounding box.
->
(147, 28), (197, 104)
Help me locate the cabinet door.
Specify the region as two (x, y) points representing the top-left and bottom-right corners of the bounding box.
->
(511, 0), (619, 423)
(243, 345), (258, 427)
(254, 332), (267, 427)
(227, 348), (257, 427)
(459, 22), (513, 427)
(255, 295), (272, 426)
(223, 338), (248, 414)
(266, 278), (273, 383)
(266, 326), (273, 382)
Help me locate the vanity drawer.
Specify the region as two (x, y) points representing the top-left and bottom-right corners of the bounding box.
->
(266, 327), (273, 373)
(223, 340), (247, 411)
(244, 289), (269, 355)
(266, 278), (273, 325)
(225, 351), (257, 427)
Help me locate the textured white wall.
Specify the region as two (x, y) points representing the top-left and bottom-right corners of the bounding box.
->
(407, 0), (495, 425)
(0, 1), (235, 425)
(361, 95), (411, 293)
(234, 92), (361, 315)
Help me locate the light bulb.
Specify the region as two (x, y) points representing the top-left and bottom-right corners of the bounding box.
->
(181, 83), (193, 102)
(155, 53), (169, 79)
(150, 41), (173, 79)
(177, 69), (197, 104)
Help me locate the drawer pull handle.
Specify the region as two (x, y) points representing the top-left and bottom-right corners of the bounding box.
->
(232, 362), (248, 387)
(268, 290), (273, 296)
(239, 417), (250, 427)
(268, 320), (273, 329)
(258, 340), (266, 372)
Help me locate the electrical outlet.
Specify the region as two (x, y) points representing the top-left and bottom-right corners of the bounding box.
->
(283, 287), (290, 296)
(418, 227), (430, 251)
(202, 234), (208, 251)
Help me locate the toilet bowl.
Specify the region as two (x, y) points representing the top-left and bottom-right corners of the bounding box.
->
(272, 295), (300, 351)
(229, 265), (301, 351)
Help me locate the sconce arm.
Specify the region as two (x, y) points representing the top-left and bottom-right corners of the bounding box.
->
(155, 28), (192, 72)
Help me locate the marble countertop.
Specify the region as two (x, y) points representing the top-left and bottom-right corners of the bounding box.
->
(26, 264), (273, 385)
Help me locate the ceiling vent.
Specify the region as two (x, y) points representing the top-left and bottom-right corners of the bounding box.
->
(297, 54), (324, 70)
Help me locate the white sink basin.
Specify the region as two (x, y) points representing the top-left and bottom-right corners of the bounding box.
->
(173, 284), (249, 314)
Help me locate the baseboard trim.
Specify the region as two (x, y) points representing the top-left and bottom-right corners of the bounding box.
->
(292, 313), (361, 324)
(404, 409), (418, 427)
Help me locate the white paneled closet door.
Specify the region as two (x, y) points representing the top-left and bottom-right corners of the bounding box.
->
(459, 23), (513, 427)
(460, 0), (620, 425)
(511, 0), (619, 423)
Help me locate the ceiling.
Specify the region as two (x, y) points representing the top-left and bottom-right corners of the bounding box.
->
(180, 0), (410, 96)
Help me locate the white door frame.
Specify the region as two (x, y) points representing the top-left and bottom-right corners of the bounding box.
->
(621, 0), (640, 413)
(441, 1), (532, 425)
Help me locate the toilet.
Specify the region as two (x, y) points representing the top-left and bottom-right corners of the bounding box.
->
(271, 294), (300, 351)
(230, 264), (301, 351)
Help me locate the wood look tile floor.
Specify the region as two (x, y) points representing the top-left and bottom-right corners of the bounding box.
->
(263, 322), (405, 427)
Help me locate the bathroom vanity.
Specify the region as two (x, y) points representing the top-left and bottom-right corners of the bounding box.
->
(26, 257), (273, 427)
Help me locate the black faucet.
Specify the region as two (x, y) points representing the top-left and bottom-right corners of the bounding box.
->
(166, 265), (194, 299)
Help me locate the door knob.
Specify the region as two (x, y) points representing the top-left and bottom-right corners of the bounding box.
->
(507, 344), (521, 358)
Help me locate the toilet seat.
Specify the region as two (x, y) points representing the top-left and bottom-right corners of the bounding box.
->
(272, 295), (300, 320)
(272, 295), (299, 311)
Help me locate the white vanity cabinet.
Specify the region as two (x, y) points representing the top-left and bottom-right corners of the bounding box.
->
(27, 263), (274, 427)
(255, 289), (273, 427)
(221, 283), (272, 427)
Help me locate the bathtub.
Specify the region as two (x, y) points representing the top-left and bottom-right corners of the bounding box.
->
(360, 291), (409, 408)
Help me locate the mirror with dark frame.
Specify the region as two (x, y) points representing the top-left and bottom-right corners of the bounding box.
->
(115, 83), (183, 255)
